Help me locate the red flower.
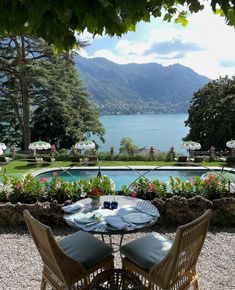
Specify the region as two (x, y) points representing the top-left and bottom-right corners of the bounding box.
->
(16, 183), (23, 188)
(53, 171), (58, 176)
(88, 188), (104, 198)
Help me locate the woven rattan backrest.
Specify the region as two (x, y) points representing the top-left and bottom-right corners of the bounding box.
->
(23, 210), (85, 283)
(150, 209), (212, 288)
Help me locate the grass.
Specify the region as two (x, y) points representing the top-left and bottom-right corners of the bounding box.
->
(0, 159), (224, 176)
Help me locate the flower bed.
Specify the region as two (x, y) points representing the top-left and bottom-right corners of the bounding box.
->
(0, 173), (234, 227)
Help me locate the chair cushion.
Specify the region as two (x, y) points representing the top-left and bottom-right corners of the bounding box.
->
(120, 232), (172, 270)
(58, 231), (113, 269)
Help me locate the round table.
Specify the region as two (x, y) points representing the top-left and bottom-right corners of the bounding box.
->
(64, 195), (159, 250)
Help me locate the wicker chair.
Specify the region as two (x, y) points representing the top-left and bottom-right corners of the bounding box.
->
(120, 209), (212, 290)
(23, 210), (114, 290)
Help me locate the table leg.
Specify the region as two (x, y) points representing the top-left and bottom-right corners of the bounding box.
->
(101, 234), (105, 242)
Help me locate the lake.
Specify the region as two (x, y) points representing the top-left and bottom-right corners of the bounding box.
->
(94, 114), (189, 154)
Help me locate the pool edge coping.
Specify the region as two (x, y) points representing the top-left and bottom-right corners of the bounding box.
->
(30, 165), (235, 178)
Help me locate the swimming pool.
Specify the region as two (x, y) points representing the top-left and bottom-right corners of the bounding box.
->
(34, 168), (210, 191)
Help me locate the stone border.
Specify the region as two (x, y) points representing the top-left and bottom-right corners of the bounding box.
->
(0, 196), (234, 227)
(31, 165), (235, 177)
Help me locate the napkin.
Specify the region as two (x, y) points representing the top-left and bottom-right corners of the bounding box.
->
(105, 216), (127, 230)
(61, 202), (84, 213)
(83, 221), (106, 232)
(135, 201), (160, 217)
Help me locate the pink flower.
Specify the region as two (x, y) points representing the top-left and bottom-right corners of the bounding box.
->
(53, 171), (58, 176)
(40, 178), (48, 183)
(16, 183), (23, 188)
(147, 182), (155, 192)
(130, 192), (137, 198)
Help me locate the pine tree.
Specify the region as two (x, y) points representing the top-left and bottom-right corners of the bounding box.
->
(0, 36), (104, 149)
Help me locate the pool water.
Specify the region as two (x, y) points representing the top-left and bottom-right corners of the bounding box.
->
(34, 169), (208, 191)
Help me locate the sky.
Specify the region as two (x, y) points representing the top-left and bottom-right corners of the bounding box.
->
(79, 4), (235, 80)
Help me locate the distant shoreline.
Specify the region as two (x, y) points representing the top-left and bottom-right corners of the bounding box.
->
(99, 112), (188, 116)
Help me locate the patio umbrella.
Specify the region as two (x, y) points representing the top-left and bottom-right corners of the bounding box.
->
(0, 142), (7, 150)
(29, 141), (51, 150)
(181, 141), (201, 151)
(75, 140), (95, 150)
(226, 140), (235, 149)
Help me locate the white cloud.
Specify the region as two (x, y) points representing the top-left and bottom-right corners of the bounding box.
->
(82, 5), (235, 79)
(93, 49), (127, 64)
(115, 40), (150, 56)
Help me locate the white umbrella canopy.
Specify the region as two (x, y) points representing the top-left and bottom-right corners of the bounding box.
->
(181, 141), (201, 151)
(75, 140), (96, 150)
(29, 141), (51, 150)
(0, 142), (7, 150)
(226, 140), (235, 149)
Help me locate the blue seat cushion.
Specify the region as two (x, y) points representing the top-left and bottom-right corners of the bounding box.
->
(120, 232), (172, 270)
(58, 231), (113, 269)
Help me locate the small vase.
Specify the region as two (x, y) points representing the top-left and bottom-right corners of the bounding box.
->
(91, 197), (101, 210)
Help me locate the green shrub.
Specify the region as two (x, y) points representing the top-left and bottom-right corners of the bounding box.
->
(44, 173), (81, 203)
(202, 174), (227, 199)
(58, 148), (68, 154)
(55, 152), (72, 161)
(14, 153), (29, 160)
(122, 177), (168, 200)
(169, 176), (195, 197)
(7, 174), (44, 203)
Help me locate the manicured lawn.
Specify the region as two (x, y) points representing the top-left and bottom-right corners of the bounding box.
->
(0, 159), (224, 176)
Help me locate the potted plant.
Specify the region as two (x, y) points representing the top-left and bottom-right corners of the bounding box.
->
(78, 176), (115, 209)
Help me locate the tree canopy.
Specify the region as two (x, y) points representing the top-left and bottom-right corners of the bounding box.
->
(0, 36), (104, 149)
(0, 0), (235, 50)
(184, 76), (235, 151)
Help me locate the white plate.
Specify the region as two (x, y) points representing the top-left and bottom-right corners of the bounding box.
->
(74, 212), (97, 224)
(123, 212), (153, 224)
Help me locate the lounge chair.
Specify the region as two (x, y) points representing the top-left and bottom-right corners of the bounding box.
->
(81, 156), (98, 166)
(42, 156), (54, 165)
(175, 156), (188, 166)
(71, 155), (81, 164)
(0, 156), (11, 164)
(27, 156), (41, 166)
(193, 156), (204, 163)
(120, 209), (212, 290)
(23, 210), (114, 290)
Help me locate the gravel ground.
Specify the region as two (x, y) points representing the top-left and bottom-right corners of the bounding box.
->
(0, 225), (234, 290)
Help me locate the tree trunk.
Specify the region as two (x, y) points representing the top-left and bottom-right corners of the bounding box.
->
(18, 35), (31, 151)
(19, 74), (31, 150)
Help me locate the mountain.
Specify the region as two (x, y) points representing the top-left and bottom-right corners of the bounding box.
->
(74, 56), (210, 115)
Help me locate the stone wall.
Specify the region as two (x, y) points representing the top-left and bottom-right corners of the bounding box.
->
(152, 196), (235, 226)
(0, 201), (65, 227)
(0, 196), (235, 227)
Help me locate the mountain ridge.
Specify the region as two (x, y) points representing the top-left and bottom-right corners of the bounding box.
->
(74, 56), (210, 115)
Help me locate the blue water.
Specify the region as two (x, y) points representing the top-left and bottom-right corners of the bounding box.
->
(35, 169), (207, 191)
(93, 114), (189, 154)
